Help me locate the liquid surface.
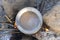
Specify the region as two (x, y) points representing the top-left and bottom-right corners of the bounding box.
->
(20, 11), (40, 30)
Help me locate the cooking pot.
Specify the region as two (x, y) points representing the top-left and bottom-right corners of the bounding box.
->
(15, 7), (43, 34)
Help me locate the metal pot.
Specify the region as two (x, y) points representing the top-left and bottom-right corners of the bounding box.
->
(15, 7), (43, 34)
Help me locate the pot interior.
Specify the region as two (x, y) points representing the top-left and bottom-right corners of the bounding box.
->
(20, 11), (40, 31)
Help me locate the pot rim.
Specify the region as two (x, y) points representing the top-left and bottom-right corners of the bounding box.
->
(15, 7), (43, 34)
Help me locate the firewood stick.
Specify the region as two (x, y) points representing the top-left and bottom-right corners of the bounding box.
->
(4, 15), (12, 23)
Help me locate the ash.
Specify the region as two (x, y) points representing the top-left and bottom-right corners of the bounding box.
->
(0, 0), (60, 40)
